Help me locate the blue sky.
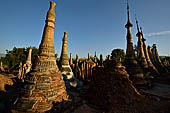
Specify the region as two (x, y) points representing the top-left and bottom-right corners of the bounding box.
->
(0, 0), (170, 58)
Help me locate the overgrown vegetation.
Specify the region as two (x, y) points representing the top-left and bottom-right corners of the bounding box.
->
(111, 48), (125, 62)
(0, 47), (38, 72)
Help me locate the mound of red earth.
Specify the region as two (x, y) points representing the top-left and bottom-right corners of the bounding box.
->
(0, 73), (14, 92)
(0, 72), (19, 113)
(88, 60), (170, 113)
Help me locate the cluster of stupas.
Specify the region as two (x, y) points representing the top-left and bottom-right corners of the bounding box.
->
(124, 1), (169, 82)
(8, 0), (170, 112)
(71, 53), (97, 81)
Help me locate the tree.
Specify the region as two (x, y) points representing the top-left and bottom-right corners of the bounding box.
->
(111, 49), (125, 62)
(1, 46), (38, 72)
(4, 47), (27, 71)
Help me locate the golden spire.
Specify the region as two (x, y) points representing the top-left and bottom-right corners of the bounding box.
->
(39, 1), (56, 58)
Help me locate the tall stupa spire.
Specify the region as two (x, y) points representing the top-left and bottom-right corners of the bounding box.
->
(60, 32), (69, 66)
(33, 1), (59, 72)
(124, 0), (144, 78)
(14, 2), (68, 112)
(135, 16), (140, 57)
(39, 1), (56, 58)
(60, 32), (74, 80)
(70, 53), (73, 65)
(125, 0), (134, 56)
(135, 17), (148, 68)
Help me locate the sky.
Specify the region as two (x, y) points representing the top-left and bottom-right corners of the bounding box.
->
(0, 0), (170, 58)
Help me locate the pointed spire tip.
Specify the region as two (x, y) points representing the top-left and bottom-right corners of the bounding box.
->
(127, 0), (129, 10)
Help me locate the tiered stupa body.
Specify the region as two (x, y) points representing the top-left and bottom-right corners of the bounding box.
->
(14, 2), (68, 112)
(140, 28), (159, 75)
(135, 20), (148, 69)
(60, 32), (74, 79)
(124, 2), (144, 78)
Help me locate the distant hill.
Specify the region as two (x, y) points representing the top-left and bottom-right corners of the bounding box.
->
(0, 53), (6, 58)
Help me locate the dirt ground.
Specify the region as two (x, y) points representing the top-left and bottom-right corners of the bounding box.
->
(47, 68), (170, 113)
(0, 70), (170, 113)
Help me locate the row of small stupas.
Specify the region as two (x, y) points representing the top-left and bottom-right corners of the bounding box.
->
(69, 53), (98, 81)
(12, 1), (170, 112)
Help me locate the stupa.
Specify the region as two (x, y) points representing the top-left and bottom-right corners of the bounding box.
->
(70, 53), (73, 66)
(152, 44), (168, 73)
(60, 32), (74, 79)
(14, 2), (68, 112)
(124, 1), (144, 78)
(135, 19), (148, 69)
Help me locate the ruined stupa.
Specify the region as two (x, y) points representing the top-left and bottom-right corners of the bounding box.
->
(70, 53), (73, 66)
(140, 28), (159, 75)
(152, 44), (168, 73)
(26, 46), (32, 65)
(124, 1), (144, 78)
(74, 55), (80, 78)
(60, 32), (74, 79)
(14, 2), (68, 112)
(25, 46), (32, 74)
(148, 45), (155, 66)
(99, 54), (103, 67)
(152, 44), (163, 66)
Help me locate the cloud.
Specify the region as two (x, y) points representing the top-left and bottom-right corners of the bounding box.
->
(145, 30), (170, 37)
